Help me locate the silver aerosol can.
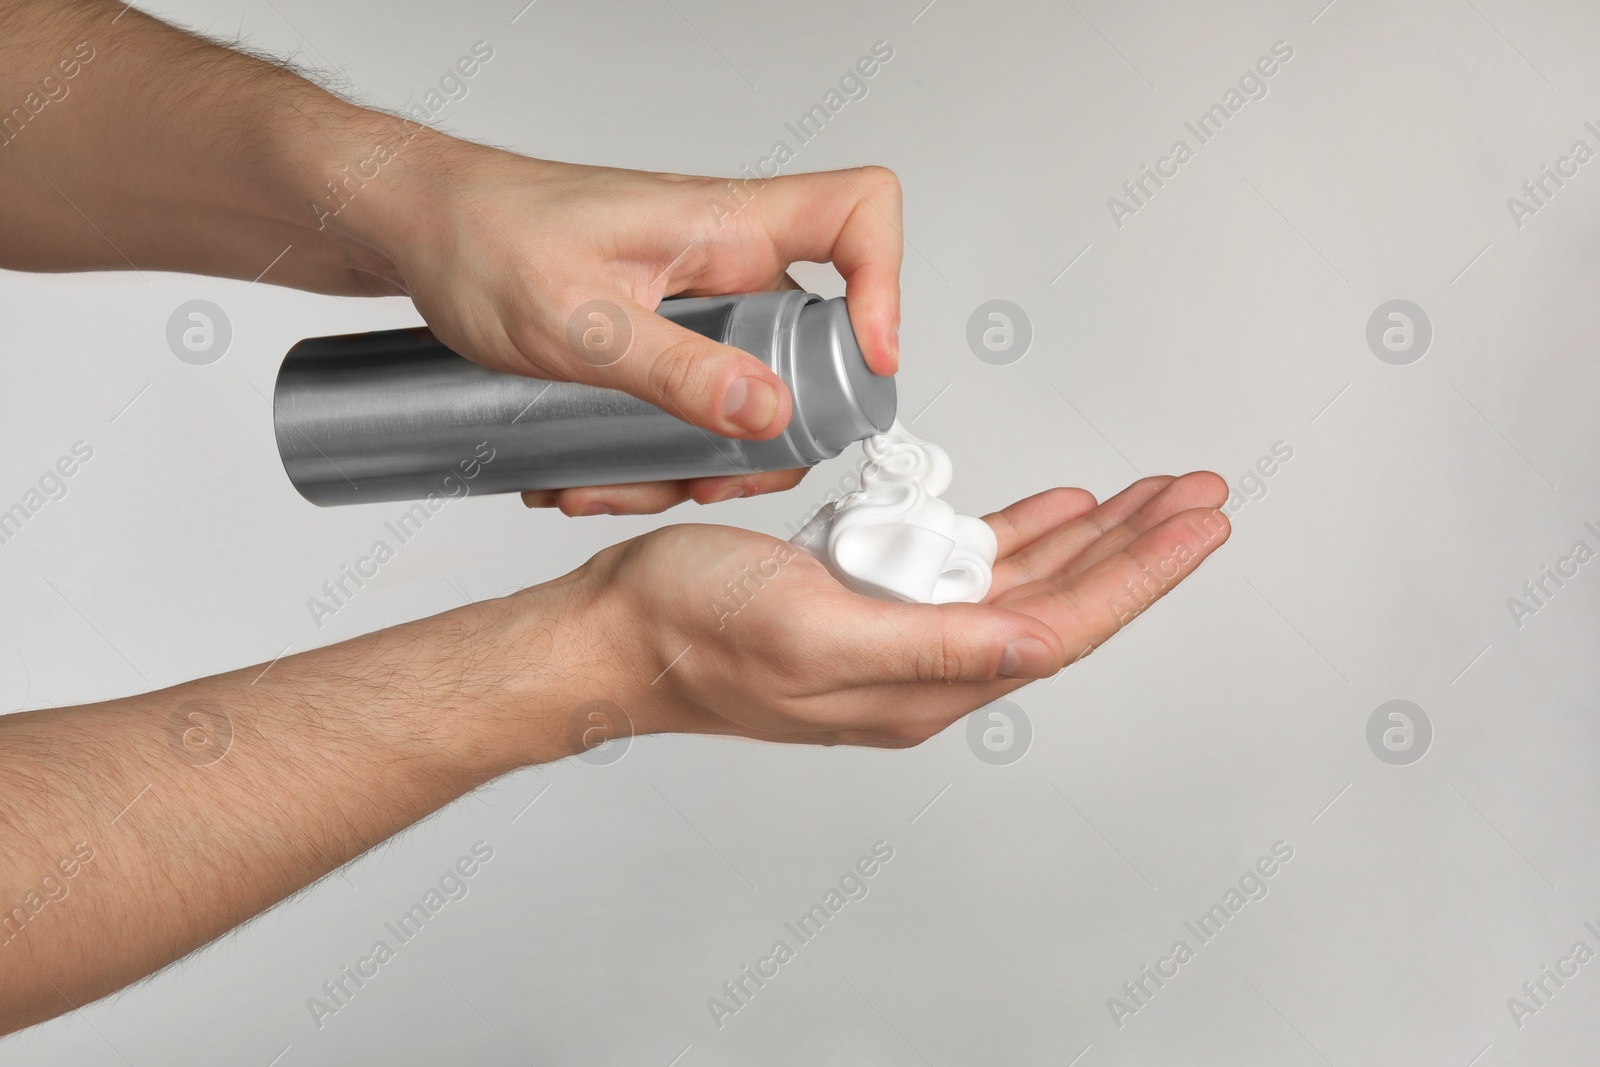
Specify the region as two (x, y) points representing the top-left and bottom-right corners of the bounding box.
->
(273, 291), (896, 506)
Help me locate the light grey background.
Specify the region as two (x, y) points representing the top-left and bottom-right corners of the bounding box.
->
(4, 0), (1599, 1063)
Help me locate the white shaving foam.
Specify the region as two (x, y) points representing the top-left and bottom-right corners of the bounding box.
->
(791, 420), (997, 603)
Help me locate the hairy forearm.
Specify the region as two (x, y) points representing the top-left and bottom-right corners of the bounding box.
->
(0, 0), (447, 291)
(0, 581), (587, 1034)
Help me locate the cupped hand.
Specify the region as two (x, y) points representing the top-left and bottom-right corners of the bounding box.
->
(563, 472), (1230, 749)
(337, 135), (903, 517)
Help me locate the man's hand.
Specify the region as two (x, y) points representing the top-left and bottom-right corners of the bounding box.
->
(334, 149), (904, 518)
(0, 0), (902, 516)
(579, 472), (1230, 746)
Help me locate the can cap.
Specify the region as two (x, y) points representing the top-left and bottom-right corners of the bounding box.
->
(792, 296), (897, 454)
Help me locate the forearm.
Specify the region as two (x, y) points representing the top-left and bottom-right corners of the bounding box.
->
(0, 581), (585, 1034)
(0, 0), (443, 291)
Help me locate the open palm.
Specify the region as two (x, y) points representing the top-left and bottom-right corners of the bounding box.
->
(576, 471), (1230, 748)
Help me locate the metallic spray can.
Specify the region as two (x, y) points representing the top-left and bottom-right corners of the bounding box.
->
(273, 291), (896, 506)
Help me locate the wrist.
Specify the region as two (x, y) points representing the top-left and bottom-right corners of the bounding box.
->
(409, 572), (630, 778)
(291, 108), (503, 279)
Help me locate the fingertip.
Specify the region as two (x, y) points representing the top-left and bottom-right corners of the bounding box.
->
(1047, 485), (1098, 514)
(996, 635), (1059, 680)
(719, 368), (793, 439)
(700, 485), (745, 505)
(762, 466), (811, 493)
(987, 607), (1066, 680)
(621, 310), (795, 441)
(1187, 470), (1230, 507)
(751, 166), (901, 378)
(690, 467), (808, 504)
(552, 481), (694, 516)
(928, 602), (1065, 682)
(846, 293), (899, 377)
(1203, 505), (1233, 542)
(560, 500), (615, 517)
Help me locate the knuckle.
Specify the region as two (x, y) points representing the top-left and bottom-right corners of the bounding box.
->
(515, 279), (575, 336)
(550, 281), (591, 316)
(646, 338), (704, 402)
(1004, 554), (1041, 587)
(917, 630), (968, 684)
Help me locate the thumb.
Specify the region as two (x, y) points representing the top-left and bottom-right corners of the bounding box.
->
(567, 295), (793, 440)
(851, 602), (1066, 685)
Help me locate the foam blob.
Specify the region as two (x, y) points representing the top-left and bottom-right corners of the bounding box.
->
(791, 421), (997, 603)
